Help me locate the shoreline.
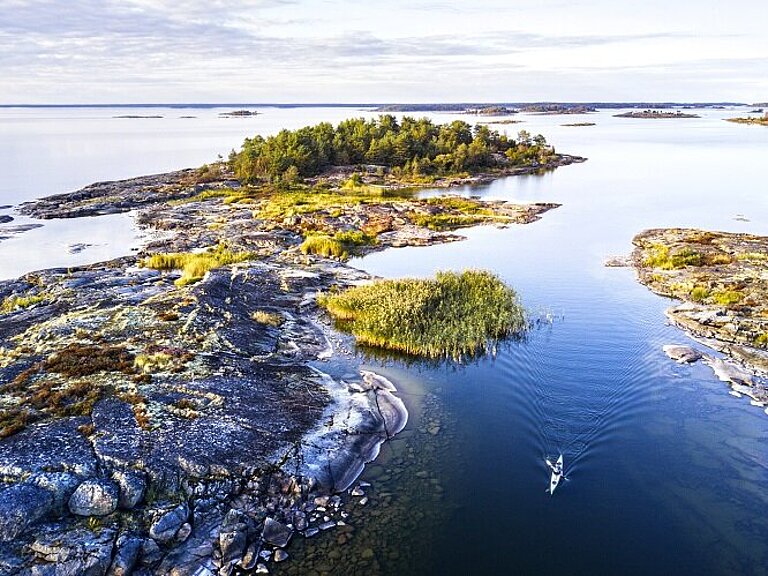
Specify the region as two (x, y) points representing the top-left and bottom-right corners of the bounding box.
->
(623, 228), (768, 406)
(0, 155), (581, 574)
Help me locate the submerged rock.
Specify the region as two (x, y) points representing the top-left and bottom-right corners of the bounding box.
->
(704, 357), (754, 386)
(663, 345), (703, 364)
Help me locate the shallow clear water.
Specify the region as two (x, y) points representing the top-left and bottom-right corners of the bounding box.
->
(2, 105), (767, 575)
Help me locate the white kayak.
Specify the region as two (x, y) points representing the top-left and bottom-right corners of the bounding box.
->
(546, 454), (564, 495)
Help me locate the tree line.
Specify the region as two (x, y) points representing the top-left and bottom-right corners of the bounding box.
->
(230, 115), (555, 184)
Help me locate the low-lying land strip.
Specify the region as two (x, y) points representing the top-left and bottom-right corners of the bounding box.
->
(725, 114), (768, 126)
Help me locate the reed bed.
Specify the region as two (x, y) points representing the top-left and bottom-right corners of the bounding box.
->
(319, 270), (525, 360)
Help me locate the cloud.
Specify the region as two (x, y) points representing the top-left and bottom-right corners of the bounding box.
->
(0, 0), (764, 102)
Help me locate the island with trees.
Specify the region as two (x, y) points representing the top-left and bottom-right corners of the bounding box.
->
(614, 110), (700, 119)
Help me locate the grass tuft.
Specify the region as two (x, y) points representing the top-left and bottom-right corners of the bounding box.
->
(142, 245), (255, 286)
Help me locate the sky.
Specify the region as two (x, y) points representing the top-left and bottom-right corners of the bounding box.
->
(1, 0), (767, 104)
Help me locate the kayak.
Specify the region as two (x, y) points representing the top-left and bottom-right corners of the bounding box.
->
(547, 454), (564, 494)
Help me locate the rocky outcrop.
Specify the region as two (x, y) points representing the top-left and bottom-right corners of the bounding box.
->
(0, 150), (576, 572)
(630, 228), (768, 406)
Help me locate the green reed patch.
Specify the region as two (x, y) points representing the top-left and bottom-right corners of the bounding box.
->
(319, 270), (525, 360)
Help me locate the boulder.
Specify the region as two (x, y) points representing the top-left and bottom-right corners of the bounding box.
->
(663, 344), (703, 364)
(68, 479), (120, 517)
(149, 503), (189, 543)
(0, 483), (54, 541)
(112, 470), (146, 509)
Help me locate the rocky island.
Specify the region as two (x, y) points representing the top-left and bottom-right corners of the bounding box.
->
(0, 116), (583, 575)
(614, 110), (700, 119)
(629, 228), (768, 403)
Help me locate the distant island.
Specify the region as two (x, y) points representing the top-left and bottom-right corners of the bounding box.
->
(521, 104), (596, 115)
(726, 113), (768, 126)
(372, 102), (744, 113)
(465, 106), (517, 116)
(561, 122), (596, 127)
(219, 109), (259, 117)
(614, 110), (700, 119)
(112, 115), (163, 119)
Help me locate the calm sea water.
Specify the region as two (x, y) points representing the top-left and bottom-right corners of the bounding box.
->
(1, 106), (767, 575)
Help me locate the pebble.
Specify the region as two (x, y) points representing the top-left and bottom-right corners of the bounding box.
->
(319, 521), (336, 530)
(273, 549), (289, 562)
(303, 528), (319, 538)
(351, 486), (365, 497)
(358, 497), (368, 506)
(255, 563), (269, 574)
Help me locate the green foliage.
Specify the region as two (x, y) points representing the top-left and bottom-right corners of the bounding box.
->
(142, 245), (255, 286)
(711, 290), (743, 305)
(690, 286), (710, 302)
(318, 270), (526, 360)
(755, 333), (768, 347)
(643, 244), (704, 269)
(300, 229), (378, 260)
(257, 187), (410, 222)
(409, 196), (505, 230)
(300, 235), (347, 259)
(232, 116), (553, 183)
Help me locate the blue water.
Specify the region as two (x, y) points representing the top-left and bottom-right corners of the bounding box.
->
(353, 109), (768, 575)
(2, 105), (767, 574)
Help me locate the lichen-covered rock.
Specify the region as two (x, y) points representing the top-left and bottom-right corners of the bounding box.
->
(28, 527), (116, 576)
(32, 472), (82, 516)
(68, 479), (120, 517)
(0, 483), (54, 542)
(149, 504), (189, 543)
